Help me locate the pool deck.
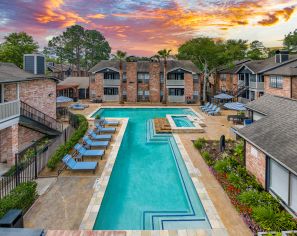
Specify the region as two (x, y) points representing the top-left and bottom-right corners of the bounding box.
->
(24, 103), (251, 235)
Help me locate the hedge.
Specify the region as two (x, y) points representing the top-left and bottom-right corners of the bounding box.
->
(0, 181), (37, 218)
(47, 114), (88, 170)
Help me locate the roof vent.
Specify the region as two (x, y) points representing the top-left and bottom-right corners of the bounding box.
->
(23, 54), (46, 75)
(275, 50), (289, 63)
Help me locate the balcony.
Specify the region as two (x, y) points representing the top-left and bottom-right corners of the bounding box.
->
(103, 95), (119, 101)
(0, 100), (20, 123)
(166, 80), (185, 87)
(168, 95), (185, 103)
(250, 82), (264, 90)
(103, 79), (120, 86)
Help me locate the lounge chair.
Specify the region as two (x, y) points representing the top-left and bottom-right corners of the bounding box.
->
(87, 130), (112, 141)
(97, 118), (119, 126)
(95, 124), (116, 134)
(208, 107), (220, 116)
(70, 104), (85, 110)
(201, 102), (210, 110)
(62, 154), (97, 173)
(202, 104), (214, 112)
(74, 143), (105, 160)
(83, 136), (109, 149)
(204, 105), (217, 113)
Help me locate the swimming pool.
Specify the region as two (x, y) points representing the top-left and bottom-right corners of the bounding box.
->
(172, 116), (195, 127)
(91, 108), (210, 230)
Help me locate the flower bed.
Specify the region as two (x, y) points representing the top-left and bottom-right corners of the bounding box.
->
(194, 138), (297, 235)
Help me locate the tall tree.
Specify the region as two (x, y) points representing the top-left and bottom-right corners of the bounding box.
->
(84, 30), (111, 70)
(284, 29), (297, 52)
(247, 40), (269, 60)
(111, 50), (127, 104)
(0, 32), (39, 68)
(177, 38), (226, 102)
(156, 49), (172, 104)
(223, 39), (248, 62)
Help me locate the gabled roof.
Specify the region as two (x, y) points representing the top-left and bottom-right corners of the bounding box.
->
(263, 60), (297, 76)
(236, 94), (297, 174)
(58, 77), (89, 89)
(236, 55), (297, 74)
(89, 60), (200, 74)
(217, 59), (252, 74)
(0, 62), (57, 83)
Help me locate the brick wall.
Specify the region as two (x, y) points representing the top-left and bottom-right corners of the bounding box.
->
(4, 83), (18, 101)
(126, 62), (137, 102)
(292, 77), (297, 99)
(245, 141), (266, 188)
(149, 62), (161, 102)
(90, 73), (104, 99)
(20, 79), (57, 119)
(264, 75), (291, 98)
(0, 125), (44, 166)
(184, 73), (194, 98)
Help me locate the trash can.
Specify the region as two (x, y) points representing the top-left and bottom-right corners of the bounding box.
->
(0, 209), (23, 228)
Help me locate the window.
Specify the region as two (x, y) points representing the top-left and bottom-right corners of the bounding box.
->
(168, 88), (184, 96)
(290, 174), (297, 212)
(269, 159), (289, 204)
(144, 90), (149, 96)
(104, 87), (118, 95)
(104, 73), (119, 80)
(138, 73), (149, 82)
(259, 75), (264, 83)
(194, 90), (199, 96)
(168, 73), (184, 80)
(220, 74), (227, 81)
(138, 90), (143, 96)
(251, 147), (258, 158)
(123, 73), (127, 81)
(270, 76), (283, 88)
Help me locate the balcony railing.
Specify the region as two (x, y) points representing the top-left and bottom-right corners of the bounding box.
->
(103, 95), (119, 101)
(250, 82), (264, 90)
(166, 80), (185, 87)
(168, 95), (185, 103)
(0, 100), (20, 123)
(103, 79), (120, 86)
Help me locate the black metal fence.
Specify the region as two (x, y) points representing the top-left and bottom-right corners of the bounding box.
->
(0, 125), (75, 199)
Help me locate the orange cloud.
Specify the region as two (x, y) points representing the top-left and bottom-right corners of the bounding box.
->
(87, 14), (105, 19)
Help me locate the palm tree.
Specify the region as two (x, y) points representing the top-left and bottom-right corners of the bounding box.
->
(156, 49), (172, 104)
(111, 50), (127, 104)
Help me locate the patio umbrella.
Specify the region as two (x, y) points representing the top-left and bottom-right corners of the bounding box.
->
(223, 102), (246, 111)
(214, 93), (234, 100)
(56, 96), (73, 103)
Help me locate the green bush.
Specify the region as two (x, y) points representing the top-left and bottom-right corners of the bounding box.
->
(252, 206), (297, 232)
(214, 158), (232, 173)
(201, 151), (214, 166)
(238, 191), (280, 210)
(47, 114), (88, 170)
(194, 138), (206, 150)
(233, 141), (244, 163)
(0, 181), (37, 218)
(227, 172), (243, 189)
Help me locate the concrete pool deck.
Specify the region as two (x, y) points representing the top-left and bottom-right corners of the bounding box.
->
(25, 104), (251, 235)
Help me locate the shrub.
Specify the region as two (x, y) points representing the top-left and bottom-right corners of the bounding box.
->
(194, 138), (206, 150)
(47, 114), (88, 170)
(214, 158), (232, 173)
(201, 151), (214, 166)
(227, 172), (243, 189)
(238, 191), (280, 210)
(252, 206), (297, 232)
(0, 181), (37, 218)
(233, 141), (244, 163)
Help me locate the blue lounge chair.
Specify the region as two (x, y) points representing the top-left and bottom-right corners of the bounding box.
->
(208, 107), (220, 116)
(62, 154), (97, 173)
(70, 104), (85, 110)
(201, 102), (210, 110)
(98, 118), (119, 126)
(95, 124), (116, 134)
(204, 105), (217, 113)
(87, 130), (112, 141)
(74, 144), (105, 160)
(83, 136), (109, 149)
(202, 104), (214, 112)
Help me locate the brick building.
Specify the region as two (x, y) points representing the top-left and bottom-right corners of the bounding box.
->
(0, 63), (61, 166)
(236, 94), (297, 216)
(89, 60), (201, 103)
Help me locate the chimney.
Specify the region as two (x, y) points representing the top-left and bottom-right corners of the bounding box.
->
(275, 50), (289, 63)
(23, 54), (46, 75)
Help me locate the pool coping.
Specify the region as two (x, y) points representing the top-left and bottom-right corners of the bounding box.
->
(81, 107), (226, 233)
(166, 114), (205, 133)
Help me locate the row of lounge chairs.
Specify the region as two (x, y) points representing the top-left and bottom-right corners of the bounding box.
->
(62, 119), (119, 173)
(200, 102), (221, 116)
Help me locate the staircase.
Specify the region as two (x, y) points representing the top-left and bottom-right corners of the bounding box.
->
(233, 85), (249, 98)
(19, 101), (63, 136)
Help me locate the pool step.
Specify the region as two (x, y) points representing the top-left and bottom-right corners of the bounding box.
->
(146, 120), (171, 143)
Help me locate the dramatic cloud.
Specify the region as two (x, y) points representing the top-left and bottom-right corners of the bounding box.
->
(0, 0), (297, 55)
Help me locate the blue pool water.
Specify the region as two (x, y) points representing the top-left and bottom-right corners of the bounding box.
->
(172, 116), (195, 127)
(92, 108), (210, 230)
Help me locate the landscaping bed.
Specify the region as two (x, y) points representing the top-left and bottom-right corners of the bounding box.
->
(154, 118), (172, 133)
(193, 138), (297, 235)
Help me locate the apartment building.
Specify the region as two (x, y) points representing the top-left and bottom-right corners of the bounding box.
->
(0, 62), (61, 166)
(89, 60), (201, 103)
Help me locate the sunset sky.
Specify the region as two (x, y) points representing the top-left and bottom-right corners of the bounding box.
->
(0, 0), (297, 56)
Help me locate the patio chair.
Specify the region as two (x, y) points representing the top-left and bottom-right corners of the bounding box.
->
(74, 143), (105, 160)
(200, 102), (210, 110)
(97, 118), (119, 126)
(70, 104), (85, 110)
(62, 154), (97, 173)
(87, 130), (112, 141)
(208, 107), (221, 116)
(204, 105), (217, 113)
(201, 103), (211, 111)
(95, 123), (116, 134)
(83, 136), (109, 149)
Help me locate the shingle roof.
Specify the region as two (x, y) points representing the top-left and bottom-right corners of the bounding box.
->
(263, 60), (297, 76)
(217, 59), (251, 74)
(0, 62), (56, 83)
(89, 60), (200, 74)
(236, 94), (297, 174)
(238, 55), (297, 74)
(58, 77), (89, 89)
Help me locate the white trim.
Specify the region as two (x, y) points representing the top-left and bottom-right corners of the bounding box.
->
(92, 67), (120, 74)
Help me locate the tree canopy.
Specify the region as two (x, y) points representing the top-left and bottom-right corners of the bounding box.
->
(0, 32), (39, 68)
(246, 40), (269, 60)
(284, 29), (297, 52)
